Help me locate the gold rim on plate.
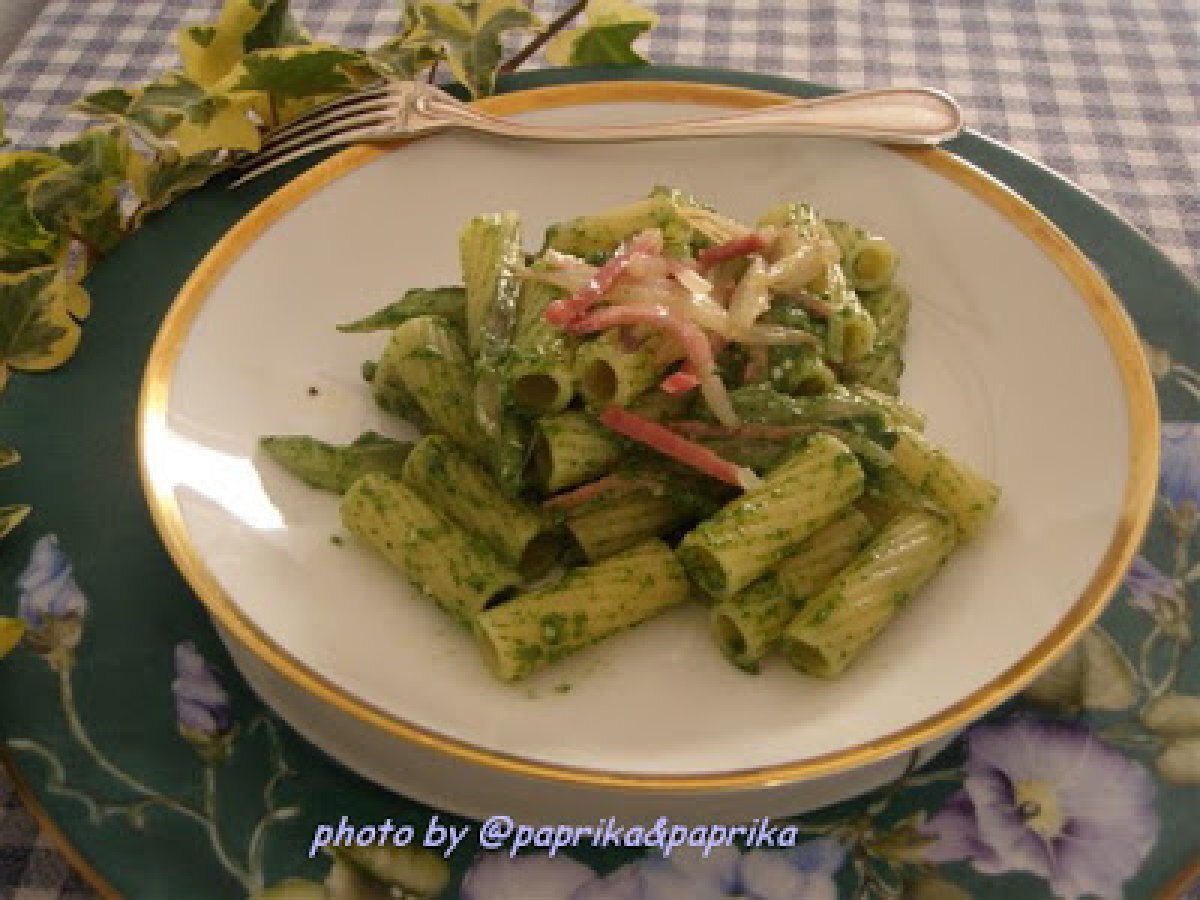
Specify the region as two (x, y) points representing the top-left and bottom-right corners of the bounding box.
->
(137, 81), (1159, 792)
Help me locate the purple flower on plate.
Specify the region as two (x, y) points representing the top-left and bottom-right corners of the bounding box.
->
(15, 534), (87, 661)
(1122, 555), (1190, 638)
(922, 719), (1157, 900)
(17, 535), (86, 628)
(460, 854), (597, 900)
(172, 641), (235, 761)
(1123, 556), (1178, 613)
(575, 842), (846, 900)
(1161, 423), (1200, 534)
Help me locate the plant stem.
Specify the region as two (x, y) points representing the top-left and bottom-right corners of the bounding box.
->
(500, 0), (588, 73)
(1138, 623), (1163, 693)
(60, 664), (183, 804)
(203, 765), (251, 888)
(1151, 637), (1184, 701)
(57, 663), (250, 888)
(246, 717), (296, 891)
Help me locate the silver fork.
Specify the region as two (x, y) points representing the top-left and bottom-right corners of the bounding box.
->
(233, 80), (963, 187)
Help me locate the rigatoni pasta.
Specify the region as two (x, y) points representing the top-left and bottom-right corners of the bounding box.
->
(340, 475), (518, 624)
(473, 539), (689, 681)
(784, 509), (958, 677)
(401, 435), (559, 575)
(678, 432), (865, 600)
(710, 508), (876, 671)
(264, 189), (1000, 683)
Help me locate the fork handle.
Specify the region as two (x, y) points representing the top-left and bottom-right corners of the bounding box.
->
(432, 87), (963, 146)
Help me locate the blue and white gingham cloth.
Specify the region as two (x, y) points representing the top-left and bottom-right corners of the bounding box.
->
(1, 1), (1198, 896)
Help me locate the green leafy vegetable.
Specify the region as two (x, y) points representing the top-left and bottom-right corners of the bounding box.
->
(545, 0), (658, 67)
(337, 287), (467, 333)
(260, 432), (412, 493)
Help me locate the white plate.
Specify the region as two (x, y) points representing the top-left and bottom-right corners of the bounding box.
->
(139, 82), (1156, 820)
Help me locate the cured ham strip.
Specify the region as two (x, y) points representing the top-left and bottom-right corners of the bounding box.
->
(599, 406), (760, 490)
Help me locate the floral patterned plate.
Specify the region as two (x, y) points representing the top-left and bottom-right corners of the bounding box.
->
(1, 66), (1198, 900)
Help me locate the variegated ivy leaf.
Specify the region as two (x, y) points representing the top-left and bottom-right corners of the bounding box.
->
(77, 73), (261, 158)
(0, 508), (30, 542)
(417, 0), (542, 99)
(178, 0), (312, 87)
(27, 127), (131, 255)
(0, 438), (18, 467)
(0, 152), (70, 269)
(0, 615), (26, 657)
(126, 149), (227, 222)
(545, 0), (658, 67)
(0, 266), (84, 390)
(222, 45), (369, 117)
(364, 2), (442, 80)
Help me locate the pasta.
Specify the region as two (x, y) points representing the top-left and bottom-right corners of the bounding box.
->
(263, 189), (1000, 682)
(574, 328), (678, 408)
(890, 426), (1001, 540)
(678, 432), (866, 600)
(566, 487), (692, 561)
(372, 315), (477, 450)
(401, 434), (559, 575)
(340, 475), (519, 624)
(508, 269), (576, 414)
(533, 410), (622, 492)
(784, 509), (958, 676)
(474, 539), (689, 681)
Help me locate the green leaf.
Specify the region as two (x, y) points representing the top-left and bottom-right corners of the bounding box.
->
(75, 87), (136, 118)
(1157, 736), (1200, 785)
(26, 128), (131, 256)
(126, 149), (227, 220)
(225, 45), (365, 101)
(178, 0), (313, 87)
(241, 0), (312, 53)
(0, 439), (19, 467)
(0, 266), (83, 388)
(366, 34), (443, 80)
(1142, 693), (1200, 736)
(545, 0), (658, 67)
(0, 152), (69, 261)
(417, 0), (541, 98)
(76, 73), (261, 157)
(0, 505), (30, 542)
(55, 126), (131, 181)
(0, 615), (26, 657)
(1023, 626), (1139, 712)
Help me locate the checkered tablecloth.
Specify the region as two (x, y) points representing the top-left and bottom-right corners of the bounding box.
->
(1, 1), (1197, 896)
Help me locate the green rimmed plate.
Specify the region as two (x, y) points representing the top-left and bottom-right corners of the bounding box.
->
(1, 66), (1198, 899)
